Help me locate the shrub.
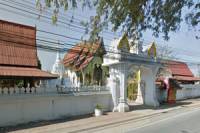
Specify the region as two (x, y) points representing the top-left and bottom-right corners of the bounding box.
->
(95, 104), (103, 109)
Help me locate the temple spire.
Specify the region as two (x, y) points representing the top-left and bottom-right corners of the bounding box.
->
(51, 41), (64, 76)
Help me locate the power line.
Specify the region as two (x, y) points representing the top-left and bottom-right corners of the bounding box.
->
(1, 33), (200, 67)
(21, 0), (121, 36)
(0, 6), (91, 39)
(0, 28), (114, 51)
(1, 27), (200, 68)
(3, 0), (120, 38)
(37, 35), (78, 44)
(1, 22), (199, 62)
(37, 29), (81, 41)
(143, 39), (200, 58)
(0, 1), (85, 30)
(1, 27), (200, 63)
(0, 30), (113, 54)
(1, 1), (200, 64)
(0, 1), (114, 42)
(1, 1), (197, 53)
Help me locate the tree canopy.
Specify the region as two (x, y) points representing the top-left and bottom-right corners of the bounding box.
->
(36, 0), (200, 40)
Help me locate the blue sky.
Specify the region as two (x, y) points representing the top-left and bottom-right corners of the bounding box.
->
(0, 0), (199, 75)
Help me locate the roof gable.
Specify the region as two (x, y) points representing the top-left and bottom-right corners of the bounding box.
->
(166, 61), (194, 77)
(63, 40), (103, 71)
(117, 33), (130, 51)
(147, 42), (157, 57)
(0, 20), (37, 67)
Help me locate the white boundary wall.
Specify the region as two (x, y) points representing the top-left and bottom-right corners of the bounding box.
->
(0, 92), (113, 127)
(176, 84), (200, 100)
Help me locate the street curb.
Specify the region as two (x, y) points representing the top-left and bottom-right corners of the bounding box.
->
(68, 100), (200, 133)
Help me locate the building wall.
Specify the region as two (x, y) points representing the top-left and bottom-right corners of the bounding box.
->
(156, 84), (200, 102)
(0, 93), (113, 127)
(176, 84), (200, 100)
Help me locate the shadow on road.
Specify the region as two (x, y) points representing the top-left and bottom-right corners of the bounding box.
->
(0, 114), (93, 133)
(129, 101), (192, 111)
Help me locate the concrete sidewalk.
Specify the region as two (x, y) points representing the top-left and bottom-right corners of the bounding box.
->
(2, 98), (200, 133)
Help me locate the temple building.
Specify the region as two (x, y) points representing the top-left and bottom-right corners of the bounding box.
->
(157, 61), (200, 84)
(156, 60), (200, 103)
(0, 20), (57, 89)
(62, 38), (108, 87)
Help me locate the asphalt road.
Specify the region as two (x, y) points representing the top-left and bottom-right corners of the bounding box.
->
(127, 108), (200, 133)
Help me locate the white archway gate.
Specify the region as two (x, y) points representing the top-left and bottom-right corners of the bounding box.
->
(103, 34), (161, 112)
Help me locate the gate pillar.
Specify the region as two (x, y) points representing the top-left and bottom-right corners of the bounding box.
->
(117, 63), (129, 112)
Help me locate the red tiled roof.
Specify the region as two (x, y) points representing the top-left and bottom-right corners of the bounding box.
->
(63, 44), (82, 65)
(0, 66), (57, 79)
(166, 61), (194, 77)
(0, 20), (57, 79)
(79, 56), (94, 70)
(63, 41), (101, 71)
(157, 61), (200, 82)
(0, 20), (37, 67)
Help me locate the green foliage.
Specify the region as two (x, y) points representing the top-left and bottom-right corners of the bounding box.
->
(36, 0), (77, 11)
(52, 15), (58, 24)
(102, 66), (109, 78)
(15, 80), (24, 88)
(84, 61), (93, 75)
(39, 0), (200, 40)
(84, 57), (102, 74)
(93, 0), (196, 40)
(37, 58), (42, 69)
(95, 104), (103, 109)
(0, 79), (24, 88)
(185, 1), (200, 39)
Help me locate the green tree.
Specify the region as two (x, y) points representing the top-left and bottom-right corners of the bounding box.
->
(36, 0), (199, 40)
(37, 58), (42, 69)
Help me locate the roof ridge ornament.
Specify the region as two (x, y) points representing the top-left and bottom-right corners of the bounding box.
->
(117, 33), (130, 52)
(147, 42), (157, 60)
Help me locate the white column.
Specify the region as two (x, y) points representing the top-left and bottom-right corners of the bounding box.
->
(117, 64), (129, 112)
(107, 68), (120, 112)
(142, 66), (159, 107)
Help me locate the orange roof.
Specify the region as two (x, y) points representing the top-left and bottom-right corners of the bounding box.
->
(0, 66), (57, 79)
(0, 20), (37, 67)
(157, 60), (200, 82)
(0, 20), (56, 79)
(63, 40), (103, 71)
(166, 61), (194, 77)
(79, 56), (94, 70)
